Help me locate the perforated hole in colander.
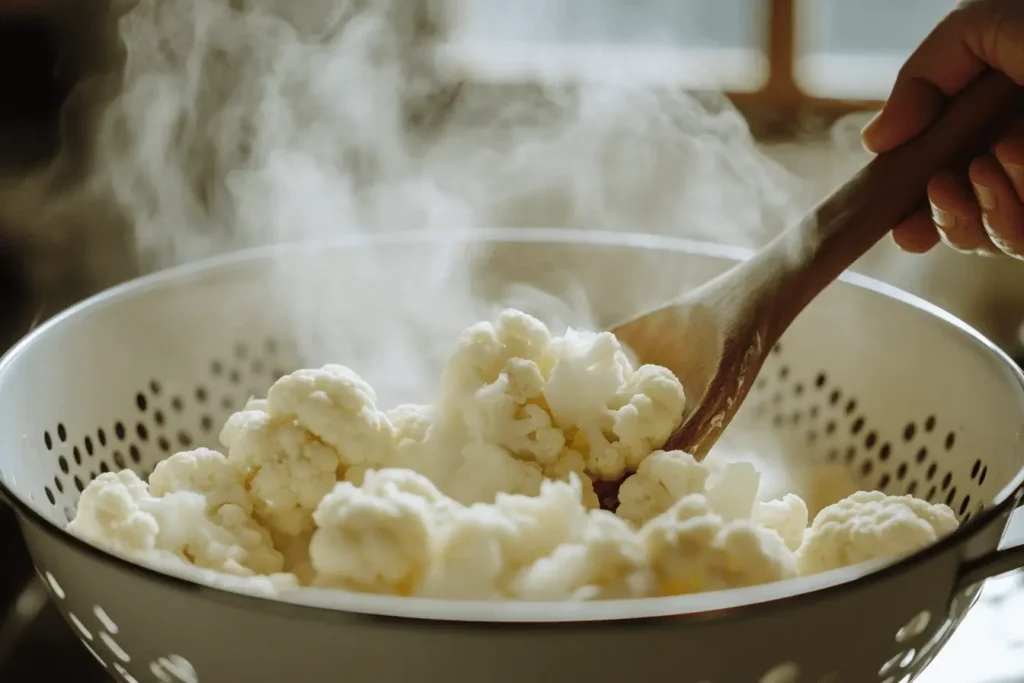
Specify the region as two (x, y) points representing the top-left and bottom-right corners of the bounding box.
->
(39, 336), (293, 521)
(40, 568), (200, 682)
(747, 342), (989, 524)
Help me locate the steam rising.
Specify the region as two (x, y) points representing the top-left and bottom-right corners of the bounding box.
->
(10, 0), (810, 401)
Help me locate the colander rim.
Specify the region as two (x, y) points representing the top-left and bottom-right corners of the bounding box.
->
(2, 226), (1023, 624)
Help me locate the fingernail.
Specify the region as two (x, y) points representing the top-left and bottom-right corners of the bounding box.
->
(930, 203), (956, 229)
(937, 227), (977, 255)
(975, 183), (998, 211)
(936, 227), (961, 252)
(981, 213), (1023, 259)
(973, 242), (1002, 257)
(860, 111), (883, 151)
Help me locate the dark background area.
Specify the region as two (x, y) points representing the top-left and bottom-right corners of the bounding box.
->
(0, 10), (109, 682)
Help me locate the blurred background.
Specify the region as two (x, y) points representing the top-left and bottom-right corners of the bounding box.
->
(0, 1), (1022, 681)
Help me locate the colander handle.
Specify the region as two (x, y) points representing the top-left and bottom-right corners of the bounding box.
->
(955, 501), (1024, 590)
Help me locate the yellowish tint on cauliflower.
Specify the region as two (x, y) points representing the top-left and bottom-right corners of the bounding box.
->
(796, 490), (960, 575)
(643, 494), (798, 594)
(67, 308), (961, 601)
(437, 309), (686, 506)
(69, 458), (286, 579)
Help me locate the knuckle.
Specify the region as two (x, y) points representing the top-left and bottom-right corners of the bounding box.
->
(968, 155), (993, 177)
(993, 137), (1024, 165)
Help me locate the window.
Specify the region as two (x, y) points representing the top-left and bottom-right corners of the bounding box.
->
(443, 0), (769, 92)
(442, 1), (952, 117)
(794, 0), (953, 100)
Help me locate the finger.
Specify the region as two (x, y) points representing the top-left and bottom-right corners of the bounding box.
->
(892, 207), (941, 253)
(993, 135), (1024, 200)
(969, 154), (1024, 258)
(863, 1), (1024, 154)
(862, 6), (987, 153)
(927, 170), (996, 253)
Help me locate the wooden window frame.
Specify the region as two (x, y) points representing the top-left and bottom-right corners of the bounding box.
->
(440, 0), (890, 140)
(727, 0), (885, 140)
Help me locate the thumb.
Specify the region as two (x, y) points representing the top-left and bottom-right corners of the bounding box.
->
(862, 1), (1024, 154)
(861, 76), (948, 155)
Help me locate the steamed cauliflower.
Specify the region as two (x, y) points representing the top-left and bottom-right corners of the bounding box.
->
(419, 476), (592, 599)
(751, 494), (809, 553)
(148, 447), (250, 512)
(616, 450), (711, 526)
(439, 309), (686, 502)
(796, 490), (959, 574)
(309, 469), (442, 595)
(644, 494), (798, 594)
(68, 465), (285, 578)
(219, 366), (394, 536)
(510, 508), (654, 600)
(67, 308), (962, 602)
(219, 405), (344, 537)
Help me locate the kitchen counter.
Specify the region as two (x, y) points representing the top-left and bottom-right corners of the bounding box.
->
(917, 509), (1024, 683)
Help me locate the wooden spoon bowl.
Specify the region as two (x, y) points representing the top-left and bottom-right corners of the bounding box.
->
(595, 71), (1024, 510)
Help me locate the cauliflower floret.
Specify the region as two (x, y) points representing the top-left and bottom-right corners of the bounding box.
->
(191, 501), (285, 575)
(510, 510), (654, 600)
(705, 460), (761, 521)
(266, 365), (395, 466)
(149, 448), (250, 513)
(309, 469), (442, 595)
(543, 329), (634, 431)
(389, 403), (434, 445)
(491, 474), (592, 564)
(752, 494), (809, 552)
(440, 308), (685, 488)
(69, 470), (284, 577)
(419, 476), (590, 599)
(474, 358), (568, 467)
(347, 404), (436, 486)
(220, 406), (343, 537)
(797, 490), (959, 575)
(438, 312), (589, 494)
(547, 334), (686, 479)
(604, 363), (686, 472)
(643, 494), (797, 594)
(68, 470), (160, 556)
(617, 450), (711, 526)
(416, 504), (519, 600)
(441, 309), (554, 402)
(447, 442), (545, 505)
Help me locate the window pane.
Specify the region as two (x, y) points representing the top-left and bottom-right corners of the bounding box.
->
(795, 0), (952, 100)
(446, 0), (768, 91)
(456, 0), (762, 49)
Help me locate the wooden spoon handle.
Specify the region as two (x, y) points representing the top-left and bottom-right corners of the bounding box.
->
(768, 70), (1024, 337)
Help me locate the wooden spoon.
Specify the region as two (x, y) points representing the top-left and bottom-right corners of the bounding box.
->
(607, 70), (1024, 490)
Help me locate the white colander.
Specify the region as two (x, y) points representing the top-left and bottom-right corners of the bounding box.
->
(1, 228), (1023, 683)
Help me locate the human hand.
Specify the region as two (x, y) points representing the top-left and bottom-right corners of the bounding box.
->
(861, 0), (1024, 258)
